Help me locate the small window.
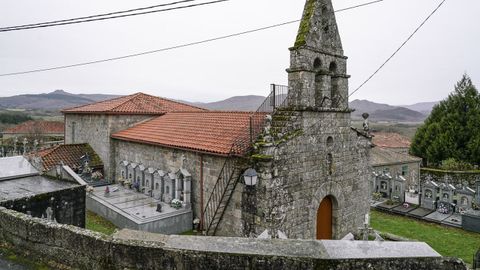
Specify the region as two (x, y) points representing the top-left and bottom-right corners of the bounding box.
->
(129, 173), (132, 179)
(443, 193), (449, 200)
(326, 136), (333, 148)
(461, 197), (468, 205)
(327, 153), (333, 175)
(156, 183), (159, 190)
(121, 171), (125, 178)
(401, 165), (408, 176)
(146, 180), (149, 186)
(425, 189), (433, 198)
(166, 186), (170, 194)
(313, 58), (322, 70)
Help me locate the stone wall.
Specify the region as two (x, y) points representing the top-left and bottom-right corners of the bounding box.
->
(112, 139), (244, 236)
(0, 207), (466, 270)
(421, 169), (480, 187)
(64, 114), (154, 180)
(247, 111), (371, 239)
(0, 185), (86, 228)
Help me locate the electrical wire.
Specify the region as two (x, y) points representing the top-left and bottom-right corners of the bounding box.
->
(0, 0), (385, 77)
(0, 0), (228, 32)
(0, 0), (196, 31)
(349, 0), (447, 97)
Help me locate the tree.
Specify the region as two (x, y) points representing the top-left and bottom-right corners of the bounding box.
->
(410, 74), (480, 167)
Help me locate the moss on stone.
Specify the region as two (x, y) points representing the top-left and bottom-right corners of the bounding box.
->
(251, 154), (273, 161)
(294, 0), (316, 48)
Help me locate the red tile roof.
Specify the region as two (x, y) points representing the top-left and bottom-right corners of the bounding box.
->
(372, 132), (411, 149)
(35, 143), (103, 171)
(62, 92), (206, 115)
(111, 112), (257, 156)
(3, 121), (64, 135)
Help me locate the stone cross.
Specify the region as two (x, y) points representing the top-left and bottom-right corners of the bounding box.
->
(13, 137), (18, 154)
(358, 213), (374, 241)
(362, 113), (370, 133)
(33, 139), (38, 153)
(22, 138), (28, 155)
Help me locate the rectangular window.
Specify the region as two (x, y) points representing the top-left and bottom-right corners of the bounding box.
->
(402, 165), (408, 176)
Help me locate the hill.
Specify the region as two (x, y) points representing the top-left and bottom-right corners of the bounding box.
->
(349, 99), (427, 122)
(0, 90), (122, 110)
(401, 101), (439, 115)
(189, 95), (266, 111)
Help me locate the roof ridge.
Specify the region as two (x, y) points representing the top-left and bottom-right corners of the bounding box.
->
(141, 92), (208, 111)
(61, 94), (130, 113)
(109, 92), (142, 112)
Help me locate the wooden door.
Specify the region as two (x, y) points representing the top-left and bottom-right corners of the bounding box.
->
(316, 196), (333, 239)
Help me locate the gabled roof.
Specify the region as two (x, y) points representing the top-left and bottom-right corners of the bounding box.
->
(111, 111), (254, 156)
(372, 132), (411, 149)
(35, 143), (103, 171)
(3, 121), (64, 135)
(62, 92), (206, 115)
(370, 147), (422, 167)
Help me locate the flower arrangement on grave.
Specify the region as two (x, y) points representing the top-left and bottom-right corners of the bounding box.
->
(372, 192), (383, 201)
(170, 199), (182, 209)
(437, 203), (449, 214)
(92, 171), (103, 180)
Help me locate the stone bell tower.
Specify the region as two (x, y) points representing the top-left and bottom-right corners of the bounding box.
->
(243, 0), (371, 240)
(287, 0), (349, 110)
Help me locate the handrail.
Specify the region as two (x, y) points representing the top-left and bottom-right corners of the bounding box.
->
(202, 84), (289, 234)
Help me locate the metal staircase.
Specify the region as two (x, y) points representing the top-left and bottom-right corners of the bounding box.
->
(202, 84), (289, 236)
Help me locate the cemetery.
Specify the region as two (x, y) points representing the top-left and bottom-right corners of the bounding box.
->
(372, 171), (480, 233)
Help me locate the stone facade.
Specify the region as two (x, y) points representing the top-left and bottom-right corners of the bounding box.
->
(64, 113), (154, 180)
(112, 139), (244, 236)
(239, 0), (372, 240)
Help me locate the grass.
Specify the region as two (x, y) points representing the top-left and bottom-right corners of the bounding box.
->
(370, 209), (480, 265)
(86, 210), (118, 235)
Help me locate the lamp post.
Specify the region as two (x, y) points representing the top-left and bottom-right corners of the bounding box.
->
(243, 168), (258, 237)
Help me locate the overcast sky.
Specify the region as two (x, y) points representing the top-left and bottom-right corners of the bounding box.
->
(0, 0), (478, 105)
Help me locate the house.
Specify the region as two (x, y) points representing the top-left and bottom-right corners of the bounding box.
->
(370, 146), (422, 190)
(2, 120), (64, 140)
(62, 0), (372, 239)
(372, 132), (412, 154)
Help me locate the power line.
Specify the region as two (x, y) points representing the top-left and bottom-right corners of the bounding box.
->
(0, 0), (384, 77)
(349, 0), (447, 98)
(0, 0), (196, 31)
(0, 0), (228, 32)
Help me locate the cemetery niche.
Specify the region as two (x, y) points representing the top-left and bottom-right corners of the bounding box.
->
(86, 160), (193, 234)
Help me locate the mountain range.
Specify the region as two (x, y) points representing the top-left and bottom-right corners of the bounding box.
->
(0, 90), (439, 122)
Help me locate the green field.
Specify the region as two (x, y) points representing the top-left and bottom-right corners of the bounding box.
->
(85, 210), (118, 235)
(371, 209), (480, 265)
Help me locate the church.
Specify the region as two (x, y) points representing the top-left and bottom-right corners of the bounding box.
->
(62, 0), (372, 239)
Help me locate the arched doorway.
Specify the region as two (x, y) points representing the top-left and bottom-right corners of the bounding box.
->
(316, 196), (333, 239)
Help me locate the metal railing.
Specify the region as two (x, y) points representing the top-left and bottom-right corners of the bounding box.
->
(202, 84), (289, 235)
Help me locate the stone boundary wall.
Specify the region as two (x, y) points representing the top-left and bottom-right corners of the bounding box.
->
(0, 207), (466, 270)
